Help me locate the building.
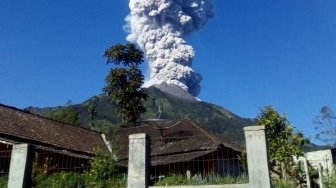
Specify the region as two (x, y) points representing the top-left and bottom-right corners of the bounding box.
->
(0, 103), (110, 174)
(107, 119), (244, 177)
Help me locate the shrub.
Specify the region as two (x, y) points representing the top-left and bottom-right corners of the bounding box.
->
(34, 171), (85, 188)
(87, 152), (117, 182)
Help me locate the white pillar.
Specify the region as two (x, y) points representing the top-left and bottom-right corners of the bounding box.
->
(318, 163), (323, 188)
(303, 157), (311, 188)
(127, 133), (149, 188)
(244, 126), (271, 188)
(8, 144), (33, 188)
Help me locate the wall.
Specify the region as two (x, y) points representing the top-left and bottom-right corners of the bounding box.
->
(295, 149), (334, 176)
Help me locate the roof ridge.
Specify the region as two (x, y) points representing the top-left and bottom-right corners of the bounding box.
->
(186, 119), (241, 151)
(0, 103), (101, 134)
(0, 103), (109, 155)
(0, 132), (96, 155)
(112, 120), (181, 131)
(112, 124), (152, 131)
(186, 119), (222, 145)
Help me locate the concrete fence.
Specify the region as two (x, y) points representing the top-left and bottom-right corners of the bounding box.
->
(127, 126), (271, 188)
(5, 126), (271, 188)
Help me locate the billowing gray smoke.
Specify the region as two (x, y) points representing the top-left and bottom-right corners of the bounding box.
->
(125, 0), (214, 97)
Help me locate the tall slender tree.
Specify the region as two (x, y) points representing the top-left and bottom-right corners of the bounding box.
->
(103, 43), (148, 126)
(88, 104), (97, 130)
(314, 105), (336, 147)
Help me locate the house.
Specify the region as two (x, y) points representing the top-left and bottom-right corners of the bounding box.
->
(107, 119), (244, 177)
(0, 103), (110, 174)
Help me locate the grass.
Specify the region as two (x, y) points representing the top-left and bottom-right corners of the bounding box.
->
(272, 179), (297, 188)
(33, 171), (127, 188)
(154, 173), (248, 186)
(323, 168), (336, 188)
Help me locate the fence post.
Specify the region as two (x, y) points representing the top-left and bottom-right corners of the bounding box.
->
(318, 163), (323, 188)
(244, 126), (271, 188)
(303, 157), (312, 188)
(127, 133), (149, 188)
(8, 144), (34, 188)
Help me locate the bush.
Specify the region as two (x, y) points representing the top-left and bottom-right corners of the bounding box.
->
(34, 171), (85, 188)
(86, 152), (117, 182)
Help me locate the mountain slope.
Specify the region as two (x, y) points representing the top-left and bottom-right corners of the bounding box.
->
(26, 86), (256, 145)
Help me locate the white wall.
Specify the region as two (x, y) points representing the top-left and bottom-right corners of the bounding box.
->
(295, 149), (334, 176)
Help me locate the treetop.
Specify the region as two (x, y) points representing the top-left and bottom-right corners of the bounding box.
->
(104, 43), (144, 67)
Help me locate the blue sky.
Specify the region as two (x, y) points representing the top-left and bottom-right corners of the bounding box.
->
(1, 0), (336, 143)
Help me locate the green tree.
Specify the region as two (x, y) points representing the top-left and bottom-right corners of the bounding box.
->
(257, 106), (308, 180)
(47, 106), (80, 126)
(314, 105), (336, 147)
(103, 43), (148, 126)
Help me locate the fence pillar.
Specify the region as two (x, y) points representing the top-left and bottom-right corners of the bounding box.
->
(8, 144), (34, 188)
(244, 126), (271, 188)
(303, 157), (311, 188)
(318, 163), (323, 188)
(128, 133), (149, 188)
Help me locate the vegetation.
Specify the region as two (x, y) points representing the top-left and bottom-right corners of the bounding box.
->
(34, 171), (126, 188)
(272, 179), (297, 188)
(237, 149), (247, 172)
(0, 176), (7, 188)
(88, 104), (97, 129)
(33, 152), (126, 188)
(28, 87), (255, 145)
(47, 106), (80, 125)
(86, 152), (117, 183)
(34, 171), (85, 188)
(314, 105), (336, 147)
(324, 167), (336, 188)
(154, 173), (248, 186)
(103, 43), (148, 126)
(86, 151), (126, 187)
(294, 160), (319, 187)
(257, 106), (309, 181)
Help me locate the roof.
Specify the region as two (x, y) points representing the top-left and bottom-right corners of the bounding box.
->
(107, 119), (241, 166)
(0, 104), (109, 156)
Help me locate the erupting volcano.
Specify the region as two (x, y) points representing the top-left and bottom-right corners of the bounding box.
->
(125, 0), (214, 97)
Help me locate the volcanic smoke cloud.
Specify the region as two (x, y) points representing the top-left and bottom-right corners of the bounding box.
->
(125, 0), (214, 97)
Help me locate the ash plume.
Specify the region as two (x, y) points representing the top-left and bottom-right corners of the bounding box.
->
(125, 0), (214, 96)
